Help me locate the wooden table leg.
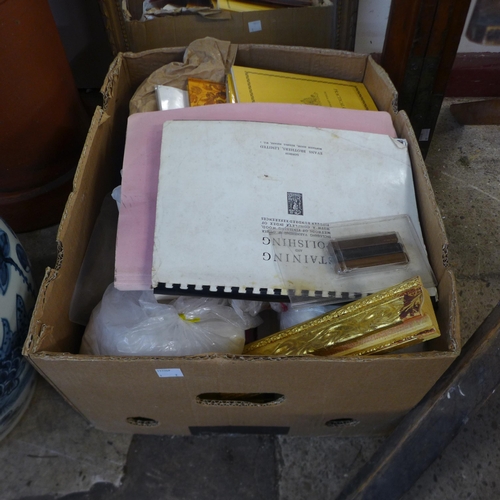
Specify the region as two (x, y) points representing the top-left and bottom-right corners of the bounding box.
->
(381, 0), (472, 157)
(336, 302), (500, 500)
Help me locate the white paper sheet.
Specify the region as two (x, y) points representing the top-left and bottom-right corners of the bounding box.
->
(153, 120), (423, 298)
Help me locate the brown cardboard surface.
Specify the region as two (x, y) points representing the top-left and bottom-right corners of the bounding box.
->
(99, 0), (357, 54)
(128, 8), (334, 51)
(28, 353), (456, 436)
(24, 45), (461, 437)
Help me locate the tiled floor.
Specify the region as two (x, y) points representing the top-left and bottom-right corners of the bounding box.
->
(1, 98), (499, 499)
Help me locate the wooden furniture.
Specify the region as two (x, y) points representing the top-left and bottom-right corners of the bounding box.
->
(449, 0), (500, 125)
(450, 98), (500, 124)
(380, 0), (472, 156)
(337, 303), (500, 500)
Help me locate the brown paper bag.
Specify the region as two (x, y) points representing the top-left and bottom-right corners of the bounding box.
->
(129, 37), (237, 114)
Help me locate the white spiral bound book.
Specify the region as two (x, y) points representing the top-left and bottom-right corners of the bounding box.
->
(152, 120), (424, 300)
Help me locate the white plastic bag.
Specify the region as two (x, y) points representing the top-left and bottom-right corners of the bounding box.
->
(273, 304), (340, 330)
(229, 299), (265, 329)
(80, 285), (246, 356)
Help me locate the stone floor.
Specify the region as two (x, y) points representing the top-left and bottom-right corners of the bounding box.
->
(2, 97), (499, 499)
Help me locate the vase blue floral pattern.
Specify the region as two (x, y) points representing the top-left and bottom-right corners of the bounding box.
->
(0, 217), (36, 441)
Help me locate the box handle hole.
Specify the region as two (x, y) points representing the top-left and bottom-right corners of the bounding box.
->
(325, 418), (359, 428)
(196, 392), (285, 407)
(126, 416), (159, 427)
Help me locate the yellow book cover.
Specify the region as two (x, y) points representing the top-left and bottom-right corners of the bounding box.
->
(231, 65), (378, 111)
(217, 0), (277, 11)
(187, 78), (226, 107)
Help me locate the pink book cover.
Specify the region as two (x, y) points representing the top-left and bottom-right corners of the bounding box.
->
(115, 103), (397, 290)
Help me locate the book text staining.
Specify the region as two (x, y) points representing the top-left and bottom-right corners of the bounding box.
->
(260, 218), (333, 264)
(261, 218), (330, 236)
(259, 140), (323, 157)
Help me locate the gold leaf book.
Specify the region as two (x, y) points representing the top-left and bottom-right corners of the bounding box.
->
(230, 65), (378, 111)
(187, 78), (227, 107)
(243, 276), (440, 357)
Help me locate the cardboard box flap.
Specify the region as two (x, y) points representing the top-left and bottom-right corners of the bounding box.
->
(127, 8), (335, 50)
(392, 110), (450, 282)
(118, 44), (369, 89)
(433, 269), (460, 353)
(26, 105), (120, 356)
(235, 44), (368, 81)
(364, 56), (398, 114)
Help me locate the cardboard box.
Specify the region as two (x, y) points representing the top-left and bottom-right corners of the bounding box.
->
(24, 45), (461, 437)
(98, 0), (358, 54)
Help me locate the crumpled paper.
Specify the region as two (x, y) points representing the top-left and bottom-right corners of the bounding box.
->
(125, 0), (332, 22)
(129, 37), (237, 114)
(141, 0), (232, 19)
(139, 0), (331, 17)
(143, 5), (230, 18)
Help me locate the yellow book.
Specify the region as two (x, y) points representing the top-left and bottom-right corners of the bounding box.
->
(217, 0), (277, 11)
(230, 65), (378, 111)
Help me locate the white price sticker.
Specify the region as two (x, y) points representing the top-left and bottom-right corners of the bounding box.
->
(248, 20), (262, 33)
(156, 368), (184, 378)
(419, 128), (431, 142)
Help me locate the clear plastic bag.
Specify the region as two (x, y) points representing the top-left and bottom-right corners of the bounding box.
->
(271, 302), (341, 330)
(80, 284), (246, 356)
(229, 299), (265, 329)
(69, 193), (118, 326)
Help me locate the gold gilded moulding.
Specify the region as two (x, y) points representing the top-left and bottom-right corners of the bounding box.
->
(243, 276), (440, 357)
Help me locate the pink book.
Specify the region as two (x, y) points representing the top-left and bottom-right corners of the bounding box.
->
(115, 103), (397, 290)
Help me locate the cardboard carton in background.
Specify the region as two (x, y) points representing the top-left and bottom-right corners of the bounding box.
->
(24, 45), (460, 437)
(98, 0), (359, 54)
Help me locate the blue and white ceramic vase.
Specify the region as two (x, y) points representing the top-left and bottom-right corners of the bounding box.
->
(0, 217), (36, 441)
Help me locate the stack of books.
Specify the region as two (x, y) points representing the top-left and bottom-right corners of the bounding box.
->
(112, 65), (440, 356)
